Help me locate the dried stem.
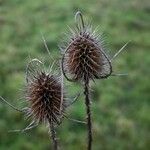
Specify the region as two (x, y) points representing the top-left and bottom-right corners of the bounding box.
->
(49, 120), (58, 150)
(84, 76), (92, 150)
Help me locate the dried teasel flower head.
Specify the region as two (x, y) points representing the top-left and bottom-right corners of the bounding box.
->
(25, 59), (66, 126)
(61, 11), (112, 82)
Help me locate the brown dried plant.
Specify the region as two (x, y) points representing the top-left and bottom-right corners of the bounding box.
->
(0, 57), (66, 150)
(61, 11), (128, 150)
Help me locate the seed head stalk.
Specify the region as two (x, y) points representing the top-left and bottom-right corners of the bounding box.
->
(84, 75), (92, 150)
(49, 120), (58, 150)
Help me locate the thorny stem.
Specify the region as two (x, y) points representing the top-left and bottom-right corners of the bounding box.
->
(84, 76), (92, 150)
(76, 12), (93, 149)
(49, 120), (58, 150)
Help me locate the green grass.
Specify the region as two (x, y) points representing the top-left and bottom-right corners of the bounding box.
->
(0, 0), (149, 149)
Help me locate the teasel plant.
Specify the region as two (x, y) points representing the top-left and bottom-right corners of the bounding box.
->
(61, 11), (129, 150)
(0, 57), (64, 149)
(0, 41), (84, 150)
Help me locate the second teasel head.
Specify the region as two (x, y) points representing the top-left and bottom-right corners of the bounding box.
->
(25, 59), (66, 126)
(61, 11), (112, 82)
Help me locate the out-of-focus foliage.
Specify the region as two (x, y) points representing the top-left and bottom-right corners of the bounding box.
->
(0, 0), (149, 149)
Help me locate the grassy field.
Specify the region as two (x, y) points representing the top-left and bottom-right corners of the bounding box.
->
(0, 0), (149, 149)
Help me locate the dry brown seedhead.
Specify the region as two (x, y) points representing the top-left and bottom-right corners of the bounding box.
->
(26, 72), (65, 125)
(61, 11), (112, 82)
(25, 59), (66, 126)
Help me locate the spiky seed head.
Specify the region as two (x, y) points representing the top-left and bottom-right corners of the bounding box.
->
(61, 11), (112, 82)
(26, 59), (65, 125)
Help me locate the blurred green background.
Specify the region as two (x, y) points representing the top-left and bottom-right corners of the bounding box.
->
(0, 0), (149, 149)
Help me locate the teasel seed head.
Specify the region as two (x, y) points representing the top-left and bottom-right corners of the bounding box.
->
(25, 59), (66, 125)
(61, 11), (112, 82)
